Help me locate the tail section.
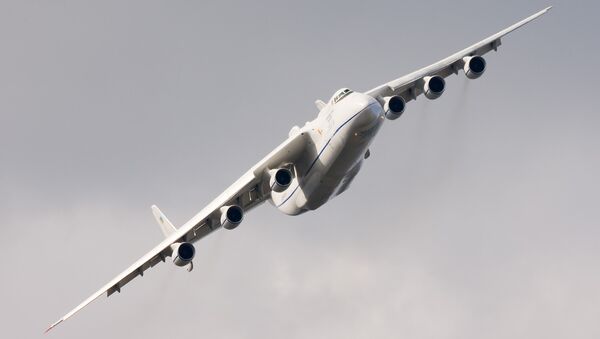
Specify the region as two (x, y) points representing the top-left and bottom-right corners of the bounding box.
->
(151, 205), (177, 238)
(315, 99), (326, 111)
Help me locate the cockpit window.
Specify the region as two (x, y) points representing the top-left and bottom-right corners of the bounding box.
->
(332, 88), (353, 104)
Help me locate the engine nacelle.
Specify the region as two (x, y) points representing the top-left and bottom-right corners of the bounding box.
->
(171, 242), (195, 267)
(423, 75), (445, 100)
(268, 168), (293, 192)
(220, 205), (244, 230)
(383, 95), (406, 120)
(463, 55), (486, 79)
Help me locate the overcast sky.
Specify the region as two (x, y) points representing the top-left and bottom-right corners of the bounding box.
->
(1, 1), (599, 338)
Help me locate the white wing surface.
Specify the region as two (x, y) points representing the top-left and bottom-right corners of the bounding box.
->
(46, 131), (309, 332)
(366, 7), (551, 101)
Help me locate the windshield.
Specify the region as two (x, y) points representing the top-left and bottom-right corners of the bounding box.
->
(332, 88), (353, 104)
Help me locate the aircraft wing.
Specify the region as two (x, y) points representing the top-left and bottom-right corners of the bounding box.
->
(46, 131), (309, 332)
(366, 7), (551, 101)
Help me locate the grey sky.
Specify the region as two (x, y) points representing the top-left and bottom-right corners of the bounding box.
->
(1, 1), (599, 338)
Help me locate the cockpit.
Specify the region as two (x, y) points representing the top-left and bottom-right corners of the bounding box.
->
(331, 88), (354, 104)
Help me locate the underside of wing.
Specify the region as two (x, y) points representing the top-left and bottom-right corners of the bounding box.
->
(47, 130), (310, 332)
(45, 236), (174, 332)
(366, 7), (551, 104)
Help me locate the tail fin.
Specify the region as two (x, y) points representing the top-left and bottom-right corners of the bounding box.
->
(151, 205), (177, 238)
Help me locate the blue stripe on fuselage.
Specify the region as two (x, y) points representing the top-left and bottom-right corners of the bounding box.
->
(276, 103), (378, 208)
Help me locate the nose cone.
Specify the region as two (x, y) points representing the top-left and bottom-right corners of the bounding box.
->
(351, 94), (383, 128)
(351, 94), (372, 111)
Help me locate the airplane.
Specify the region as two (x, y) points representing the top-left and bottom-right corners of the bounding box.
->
(46, 7), (551, 332)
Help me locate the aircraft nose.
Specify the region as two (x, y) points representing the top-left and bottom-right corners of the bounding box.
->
(353, 96), (382, 128)
(352, 95), (372, 111)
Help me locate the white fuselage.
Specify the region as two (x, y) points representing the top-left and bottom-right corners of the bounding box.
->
(271, 91), (385, 215)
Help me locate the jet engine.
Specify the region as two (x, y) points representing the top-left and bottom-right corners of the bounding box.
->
(268, 168), (293, 192)
(171, 242), (195, 267)
(423, 75), (445, 99)
(463, 55), (486, 79)
(383, 95), (406, 120)
(220, 205), (244, 230)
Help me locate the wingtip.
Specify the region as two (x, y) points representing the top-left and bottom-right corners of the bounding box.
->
(44, 319), (63, 334)
(544, 5), (553, 12)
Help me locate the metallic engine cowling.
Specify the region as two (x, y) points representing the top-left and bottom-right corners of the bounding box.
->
(220, 205), (244, 230)
(423, 75), (445, 100)
(268, 168), (293, 193)
(383, 95), (406, 120)
(463, 55), (486, 79)
(171, 242), (195, 267)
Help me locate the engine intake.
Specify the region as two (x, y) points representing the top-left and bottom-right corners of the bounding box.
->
(171, 242), (195, 267)
(269, 168), (293, 192)
(383, 95), (406, 120)
(423, 75), (445, 100)
(463, 55), (486, 79)
(220, 205), (244, 230)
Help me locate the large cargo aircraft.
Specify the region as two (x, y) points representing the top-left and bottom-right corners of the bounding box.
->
(47, 7), (551, 332)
